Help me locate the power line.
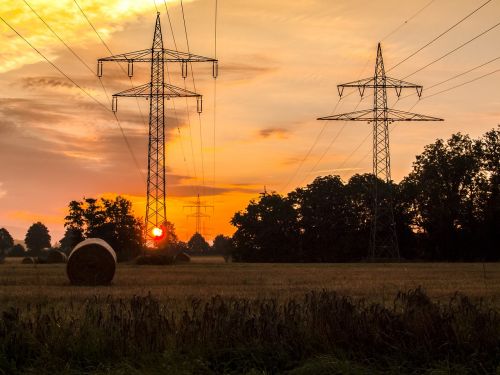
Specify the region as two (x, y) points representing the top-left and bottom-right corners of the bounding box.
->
(72, 0), (113, 55)
(180, 0), (207, 195)
(423, 67), (500, 99)
(401, 55), (500, 100)
(163, 0), (201, 193)
(213, 0), (218, 214)
(280, 1), (439, 193)
(158, 1), (197, 197)
(298, 98), (364, 187)
(307, 3), (498, 187)
(21, 0), (146, 183)
(0, 16), (106, 110)
(402, 20), (500, 80)
(280, 98), (342, 192)
(388, 0), (493, 72)
(380, 0), (436, 41)
(0, 14), (146, 183)
(23, 0), (94, 76)
(73, 0), (148, 131)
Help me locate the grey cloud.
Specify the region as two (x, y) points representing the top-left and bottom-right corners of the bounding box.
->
(21, 76), (74, 89)
(259, 127), (290, 139)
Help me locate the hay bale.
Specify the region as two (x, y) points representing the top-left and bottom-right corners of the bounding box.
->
(46, 250), (67, 264)
(67, 238), (117, 285)
(21, 257), (35, 264)
(174, 252), (191, 263)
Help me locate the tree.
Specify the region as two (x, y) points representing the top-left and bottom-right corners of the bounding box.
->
(231, 193), (301, 262)
(8, 244), (26, 257)
(187, 232), (210, 254)
(478, 127), (500, 258)
(59, 227), (85, 254)
(212, 234), (234, 261)
(64, 196), (144, 261)
(156, 220), (179, 249)
(290, 175), (355, 261)
(401, 133), (485, 260)
(25, 222), (51, 256)
(0, 228), (14, 256)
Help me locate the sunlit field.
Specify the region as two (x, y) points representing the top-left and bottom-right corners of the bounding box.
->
(1, 258), (499, 306)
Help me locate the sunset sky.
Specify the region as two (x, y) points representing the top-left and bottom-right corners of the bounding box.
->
(0, 0), (499, 243)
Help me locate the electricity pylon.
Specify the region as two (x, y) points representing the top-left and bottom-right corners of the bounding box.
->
(184, 193), (214, 236)
(318, 43), (442, 260)
(97, 13), (217, 246)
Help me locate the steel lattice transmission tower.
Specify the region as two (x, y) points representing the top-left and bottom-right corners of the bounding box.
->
(318, 43), (442, 260)
(97, 13), (218, 245)
(184, 194), (214, 236)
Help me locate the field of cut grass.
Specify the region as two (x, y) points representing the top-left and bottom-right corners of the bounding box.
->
(1, 259), (499, 374)
(0, 258), (499, 306)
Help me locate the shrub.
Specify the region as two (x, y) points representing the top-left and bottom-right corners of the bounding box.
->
(135, 254), (175, 265)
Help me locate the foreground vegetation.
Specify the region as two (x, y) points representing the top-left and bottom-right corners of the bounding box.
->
(1, 261), (499, 373)
(1, 287), (499, 374)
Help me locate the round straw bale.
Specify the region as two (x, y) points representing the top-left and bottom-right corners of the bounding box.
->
(22, 257), (35, 264)
(46, 249), (68, 264)
(174, 251), (191, 263)
(67, 238), (117, 285)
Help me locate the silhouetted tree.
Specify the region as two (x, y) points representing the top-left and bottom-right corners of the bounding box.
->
(401, 133), (486, 260)
(25, 222), (51, 256)
(64, 196), (144, 261)
(231, 193), (301, 262)
(212, 234), (234, 261)
(187, 232), (210, 254)
(230, 128), (499, 262)
(156, 220), (188, 256)
(0, 228), (14, 256)
(477, 126), (500, 260)
(289, 175), (351, 261)
(8, 244), (26, 257)
(59, 227), (85, 254)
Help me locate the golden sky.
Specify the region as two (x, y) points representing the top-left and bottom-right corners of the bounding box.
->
(1, 0), (499, 242)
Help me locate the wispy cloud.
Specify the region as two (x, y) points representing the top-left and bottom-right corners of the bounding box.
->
(0, 182), (6, 199)
(313, 167), (363, 174)
(259, 127), (290, 139)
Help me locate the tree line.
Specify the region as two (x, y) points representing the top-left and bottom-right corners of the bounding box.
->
(2, 127), (497, 263)
(230, 127), (499, 262)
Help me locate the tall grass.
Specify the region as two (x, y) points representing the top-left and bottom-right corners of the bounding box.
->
(1, 288), (498, 374)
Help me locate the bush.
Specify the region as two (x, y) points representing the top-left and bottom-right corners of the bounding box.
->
(135, 254), (175, 265)
(7, 244), (26, 257)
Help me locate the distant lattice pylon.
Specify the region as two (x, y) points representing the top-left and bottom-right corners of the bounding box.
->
(184, 193), (214, 237)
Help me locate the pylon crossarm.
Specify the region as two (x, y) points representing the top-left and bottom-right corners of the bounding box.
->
(318, 109), (374, 121)
(337, 77), (423, 98)
(163, 48), (217, 63)
(318, 108), (443, 122)
(112, 82), (201, 98)
(187, 213), (211, 218)
(98, 48), (217, 63)
(383, 109), (443, 121)
(98, 49), (152, 63)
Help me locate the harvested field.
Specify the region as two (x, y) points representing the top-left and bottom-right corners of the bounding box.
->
(0, 260), (499, 307)
(0, 259), (499, 373)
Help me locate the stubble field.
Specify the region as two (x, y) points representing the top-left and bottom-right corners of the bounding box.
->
(1, 258), (499, 306)
(1, 258), (499, 374)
